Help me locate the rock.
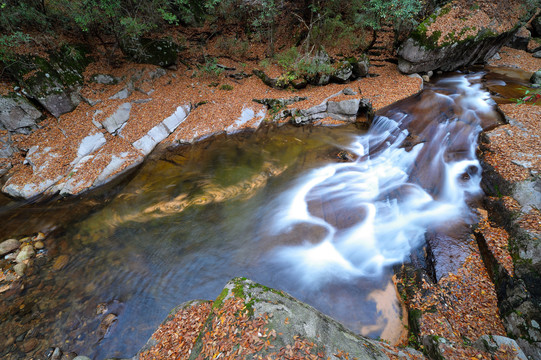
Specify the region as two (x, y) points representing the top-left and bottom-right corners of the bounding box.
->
(15, 244), (35, 262)
(132, 104), (190, 155)
(13, 263), (26, 276)
(102, 102), (132, 134)
(422, 75), (430, 82)
(490, 52), (502, 60)
(90, 74), (118, 85)
(0, 94), (43, 133)
(533, 50), (541, 58)
(34, 232), (46, 241)
(327, 99), (361, 120)
(75, 132), (107, 161)
(253, 96), (307, 109)
(52, 255), (69, 271)
(331, 61), (353, 83)
(348, 55), (370, 78)
(50, 347), (62, 360)
(34, 241), (44, 250)
(2, 145), (64, 199)
(508, 26), (531, 51)
(226, 107), (266, 134)
(0, 239), (20, 256)
(1, 134), (14, 159)
(121, 37), (180, 67)
(109, 88), (131, 100)
(8, 44), (91, 118)
(531, 70), (541, 84)
(473, 335), (527, 359)
(138, 277), (422, 360)
(98, 313), (118, 340)
(20, 337), (39, 352)
(398, 2), (532, 73)
(72, 356), (91, 360)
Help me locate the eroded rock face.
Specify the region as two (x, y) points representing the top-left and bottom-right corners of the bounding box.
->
(398, 1), (532, 74)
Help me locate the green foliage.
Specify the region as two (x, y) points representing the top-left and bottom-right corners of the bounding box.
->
(0, 32), (31, 66)
(515, 89), (541, 104)
(276, 47), (333, 77)
(219, 84), (233, 90)
(193, 57), (224, 77)
(0, 0), (218, 65)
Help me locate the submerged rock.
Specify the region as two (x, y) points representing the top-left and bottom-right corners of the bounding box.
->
(0, 239), (20, 256)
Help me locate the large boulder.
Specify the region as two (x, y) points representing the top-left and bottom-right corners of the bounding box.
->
(0, 93), (43, 133)
(135, 277), (425, 360)
(8, 44), (92, 118)
(398, 1), (534, 74)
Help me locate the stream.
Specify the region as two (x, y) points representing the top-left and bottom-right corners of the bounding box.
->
(0, 68), (531, 359)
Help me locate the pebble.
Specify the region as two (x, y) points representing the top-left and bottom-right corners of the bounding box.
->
(13, 263), (26, 276)
(0, 239), (20, 256)
(52, 255), (70, 271)
(34, 232), (46, 241)
(51, 347), (63, 360)
(73, 356), (91, 360)
(16, 245), (35, 263)
(34, 241), (45, 250)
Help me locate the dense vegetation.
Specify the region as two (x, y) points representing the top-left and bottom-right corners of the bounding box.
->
(0, 0), (431, 77)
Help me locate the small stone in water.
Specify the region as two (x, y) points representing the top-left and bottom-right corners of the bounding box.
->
(51, 347), (62, 360)
(0, 239), (20, 256)
(53, 255), (69, 271)
(34, 241), (45, 250)
(13, 263), (26, 276)
(34, 232), (46, 241)
(73, 356), (91, 360)
(16, 245), (35, 263)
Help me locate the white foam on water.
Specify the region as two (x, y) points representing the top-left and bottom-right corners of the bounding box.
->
(271, 74), (491, 287)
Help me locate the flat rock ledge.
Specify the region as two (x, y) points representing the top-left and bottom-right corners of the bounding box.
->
(1, 104), (191, 199)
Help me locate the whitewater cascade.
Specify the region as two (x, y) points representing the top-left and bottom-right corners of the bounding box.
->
(271, 73), (500, 287)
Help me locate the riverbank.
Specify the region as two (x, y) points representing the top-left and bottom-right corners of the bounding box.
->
(1, 29), (541, 360)
(0, 51), (422, 200)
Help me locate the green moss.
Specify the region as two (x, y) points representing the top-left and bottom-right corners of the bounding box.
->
(213, 287), (229, 309)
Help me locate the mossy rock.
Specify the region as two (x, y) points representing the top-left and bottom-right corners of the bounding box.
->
(398, 1), (534, 74)
(8, 44), (92, 118)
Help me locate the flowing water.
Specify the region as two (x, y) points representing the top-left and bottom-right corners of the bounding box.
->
(0, 70), (521, 359)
